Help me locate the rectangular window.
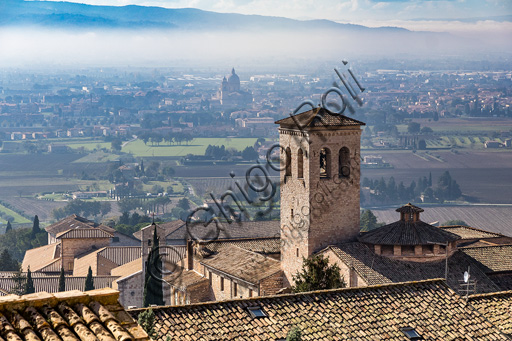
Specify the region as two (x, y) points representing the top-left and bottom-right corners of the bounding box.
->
(68, 262), (73, 271)
(296, 248), (299, 257)
(209, 271), (212, 285)
(249, 289), (253, 297)
(220, 277), (224, 291)
(233, 282), (238, 297)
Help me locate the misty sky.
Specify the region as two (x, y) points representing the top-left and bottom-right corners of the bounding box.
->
(29, 0), (512, 23)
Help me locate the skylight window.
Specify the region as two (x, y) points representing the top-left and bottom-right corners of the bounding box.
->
(247, 306), (267, 318)
(401, 327), (421, 340)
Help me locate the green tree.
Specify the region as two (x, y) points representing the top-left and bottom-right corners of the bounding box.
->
(111, 138), (122, 152)
(177, 198), (190, 211)
(10, 267), (26, 295)
(407, 122), (421, 133)
(143, 227), (164, 307)
(31, 215), (40, 238)
(242, 146), (259, 161)
(360, 210), (382, 232)
(5, 220), (12, 233)
(292, 254), (345, 293)
(58, 267), (66, 292)
(443, 219), (468, 226)
(137, 308), (158, 339)
(0, 249), (18, 271)
(25, 267), (35, 294)
(286, 326), (302, 341)
(85, 266), (95, 291)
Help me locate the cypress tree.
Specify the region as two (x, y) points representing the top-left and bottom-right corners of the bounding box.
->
(143, 227), (164, 307)
(84, 266), (94, 291)
(58, 267), (66, 292)
(0, 249), (17, 271)
(5, 221), (12, 233)
(25, 267), (35, 294)
(31, 215), (40, 237)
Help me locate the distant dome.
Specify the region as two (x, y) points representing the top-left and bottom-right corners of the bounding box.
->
(228, 68), (240, 86)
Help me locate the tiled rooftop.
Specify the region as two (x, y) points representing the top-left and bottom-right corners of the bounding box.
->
(198, 237), (280, 257)
(132, 220), (185, 241)
(45, 215), (115, 235)
(470, 290), (512, 336)
(275, 107), (365, 129)
(0, 288), (148, 341)
(462, 245), (512, 273)
(56, 228), (114, 239)
(326, 243), (500, 293)
(22, 244), (60, 272)
(359, 220), (460, 245)
(200, 246), (281, 285)
(128, 279), (507, 340)
(0, 275), (118, 294)
(440, 225), (504, 240)
(166, 220), (280, 241)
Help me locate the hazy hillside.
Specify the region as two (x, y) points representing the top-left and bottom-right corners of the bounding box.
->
(1, 0), (409, 32)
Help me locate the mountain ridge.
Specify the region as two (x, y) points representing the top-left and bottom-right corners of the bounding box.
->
(1, 0), (412, 32)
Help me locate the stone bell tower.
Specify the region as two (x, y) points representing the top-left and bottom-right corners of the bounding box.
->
(275, 107), (365, 285)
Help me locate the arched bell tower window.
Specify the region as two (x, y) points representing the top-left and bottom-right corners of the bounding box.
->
(285, 147), (292, 177)
(319, 147), (331, 179)
(339, 147), (351, 178)
(297, 148), (304, 179)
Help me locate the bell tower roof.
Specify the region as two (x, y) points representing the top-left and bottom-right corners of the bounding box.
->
(275, 107), (365, 129)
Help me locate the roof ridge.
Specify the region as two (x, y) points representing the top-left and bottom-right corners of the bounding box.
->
(462, 244), (512, 250)
(130, 278), (448, 312)
(469, 290), (512, 300)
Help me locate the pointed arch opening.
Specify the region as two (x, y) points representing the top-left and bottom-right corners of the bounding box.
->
(297, 148), (304, 179)
(319, 147), (331, 179)
(285, 147), (292, 177)
(339, 147), (351, 178)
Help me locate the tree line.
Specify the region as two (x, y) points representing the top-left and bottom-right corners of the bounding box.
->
(361, 170), (462, 205)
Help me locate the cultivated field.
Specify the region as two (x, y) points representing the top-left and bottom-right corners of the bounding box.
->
(121, 138), (258, 157)
(361, 150), (512, 204)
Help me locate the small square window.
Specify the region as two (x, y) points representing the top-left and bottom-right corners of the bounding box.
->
(402, 327), (421, 340)
(247, 306), (267, 318)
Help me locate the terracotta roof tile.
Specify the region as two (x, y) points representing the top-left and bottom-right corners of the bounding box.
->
(21, 244), (60, 272)
(129, 279), (507, 340)
(462, 245), (512, 273)
(56, 228), (113, 239)
(469, 291), (512, 335)
(164, 270), (208, 291)
(326, 243), (499, 293)
(439, 225), (503, 240)
(132, 220), (185, 241)
(395, 203), (424, 213)
(45, 215), (115, 235)
(275, 107), (365, 129)
(0, 289), (147, 341)
(167, 220), (280, 242)
(358, 220), (460, 245)
(0, 276), (118, 294)
(200, 246), (281, 285)
(197, 237), (280, 257)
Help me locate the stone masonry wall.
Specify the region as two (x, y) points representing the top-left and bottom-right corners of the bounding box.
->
(280, 126), (362, 286)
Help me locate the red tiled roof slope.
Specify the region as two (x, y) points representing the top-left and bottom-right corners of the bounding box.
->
(0, 288), (148, 341)
(129, 279), (508, 340)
